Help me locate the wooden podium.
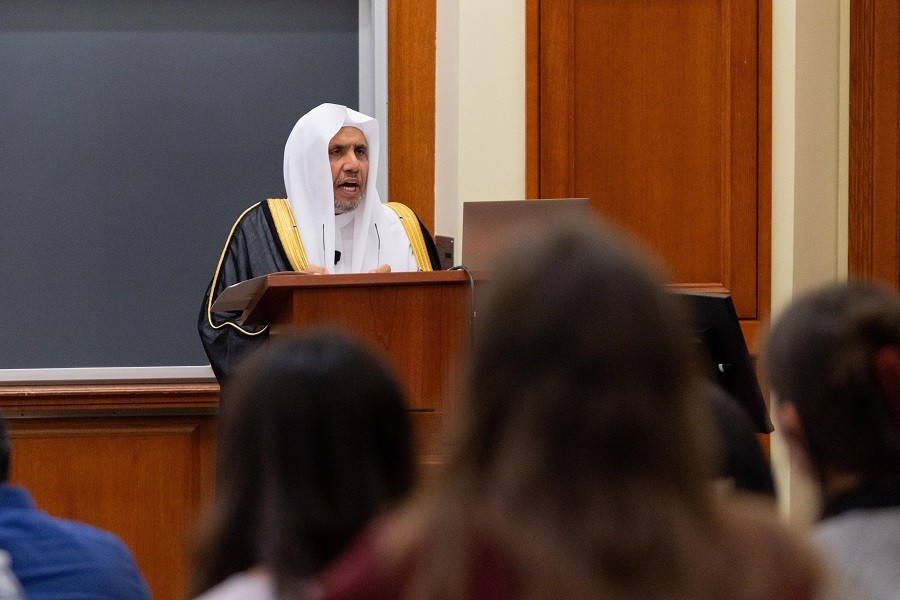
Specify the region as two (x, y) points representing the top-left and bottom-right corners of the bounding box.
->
(213, 270), (474, 464)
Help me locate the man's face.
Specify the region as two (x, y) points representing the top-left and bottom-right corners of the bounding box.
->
(329, 126), (369, 214)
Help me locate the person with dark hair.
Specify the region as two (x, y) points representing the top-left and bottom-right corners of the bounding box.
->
(190, 328), (416, 600)
(764, 280), (900, 600)
(315, 219), (827, 600)
(0, 416), (151, 600)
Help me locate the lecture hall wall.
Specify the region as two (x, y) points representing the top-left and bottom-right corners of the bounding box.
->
(1, 2), (897, 599)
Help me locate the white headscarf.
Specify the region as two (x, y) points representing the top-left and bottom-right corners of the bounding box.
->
(283, 103), (414, 273)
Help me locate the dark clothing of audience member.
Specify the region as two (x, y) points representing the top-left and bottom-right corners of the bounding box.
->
(707, 382), (776, 496)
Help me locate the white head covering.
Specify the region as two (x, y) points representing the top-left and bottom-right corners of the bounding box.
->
(284, 103), (412, 273)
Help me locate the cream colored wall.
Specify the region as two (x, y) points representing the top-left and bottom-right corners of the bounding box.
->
(772, 0), (848, 306)
(771, 0), (849, 524)
(434, 0), (526, 263)
(435, 0), (850, 522)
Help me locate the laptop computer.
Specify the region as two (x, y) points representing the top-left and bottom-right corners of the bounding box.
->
(461, 198), (590, 271)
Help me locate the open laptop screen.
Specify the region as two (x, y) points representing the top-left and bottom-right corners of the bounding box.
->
(461, 199), (590, 271)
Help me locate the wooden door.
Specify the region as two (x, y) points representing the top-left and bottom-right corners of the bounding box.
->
(850, 0), (900, 286)
(529, 0), (771, 347)
(2, 381), (218, 600)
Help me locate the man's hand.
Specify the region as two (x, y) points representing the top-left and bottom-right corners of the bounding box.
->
(369, 264), (391, 273)
(300, 264), (329, 275)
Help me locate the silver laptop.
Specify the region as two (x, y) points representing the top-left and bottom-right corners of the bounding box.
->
(461, 198), (590, 271)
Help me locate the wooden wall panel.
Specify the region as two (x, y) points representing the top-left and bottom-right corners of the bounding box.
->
(8, 416), (215, 600)
(0, 383), (218, 600)
(388, 0), (437, 232)
(850, 0), (900, 286)
(531, 0), (770, 342)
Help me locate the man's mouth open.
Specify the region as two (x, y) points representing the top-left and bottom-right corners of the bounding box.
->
(337, 180), (360, 193)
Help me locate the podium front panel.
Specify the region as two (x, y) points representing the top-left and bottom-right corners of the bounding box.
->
(250, 272), (473, 464)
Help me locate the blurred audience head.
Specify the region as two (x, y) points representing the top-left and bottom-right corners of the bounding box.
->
(317, 220), (827, 600)
(764, 280), (900, 496)
(399, 219), (813, 599)
(453, 218), (714, 510)
(190, 328), (415, 597)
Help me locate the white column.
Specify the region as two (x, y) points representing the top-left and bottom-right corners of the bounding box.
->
(770, 0), (849, 525)
(435, 0), (526, 263)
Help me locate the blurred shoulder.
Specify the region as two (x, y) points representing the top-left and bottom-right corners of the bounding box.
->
(316, 505), (429, 600)
(718, 494), (829, 600)
(194, 570), (276, 600)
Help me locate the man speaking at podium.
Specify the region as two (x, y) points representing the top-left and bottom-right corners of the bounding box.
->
(199, 103), (441, 382)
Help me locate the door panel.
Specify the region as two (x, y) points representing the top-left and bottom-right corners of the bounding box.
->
(536, 0), (766, 327)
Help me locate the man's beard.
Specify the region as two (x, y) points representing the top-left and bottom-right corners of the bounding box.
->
(334, 196), (361, 214)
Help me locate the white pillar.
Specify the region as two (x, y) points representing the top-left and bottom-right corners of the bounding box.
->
(435, 0), (526, 263)
(770, 0), (849, 525)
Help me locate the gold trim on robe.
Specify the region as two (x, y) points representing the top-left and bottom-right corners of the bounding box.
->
(267, 198), (309, 271)
(205, 202), (269, 336)
(386, 202), (433, 271)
